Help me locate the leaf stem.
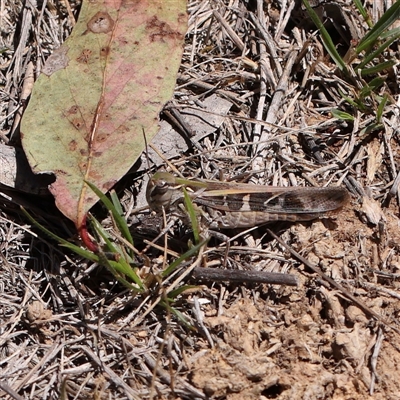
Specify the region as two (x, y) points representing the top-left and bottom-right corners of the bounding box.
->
(78, 214), (99, 252)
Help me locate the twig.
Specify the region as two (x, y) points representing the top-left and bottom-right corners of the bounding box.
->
(250, 7), (269, 152)
(0, 382), (25, 400)
(369, 328), (384, 395)
(254, 49), (299, 159)
(81, 346), (141, 400)
(213, 10), (245, 52)
(177, 73), (244, 103)
(193, 296), (214, 347)
(191, 267), (298, 286)
(143, 353), (207, 399)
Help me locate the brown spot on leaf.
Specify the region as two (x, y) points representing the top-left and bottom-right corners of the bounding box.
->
(118, 36), (128, 46)
(103, 180), (116, 191)
(87, 12), (114, 34)
(88, 170), (101, 180)
(72, 119), (84, 130)
(100, 46), (111, 57)
(96, 134), (108, 142)
(77, 49), (92, 63)
(79, 162), (88, 171)
(93, 151), (102, 157)
(69, 140), (78, 151)
(67, 105), (79, 115)
(118, 125), (129, 133)
(146, 16), (182, 42)
(80, 149), (88, 156)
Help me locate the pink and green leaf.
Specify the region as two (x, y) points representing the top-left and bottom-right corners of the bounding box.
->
(21, 0), (187, 229)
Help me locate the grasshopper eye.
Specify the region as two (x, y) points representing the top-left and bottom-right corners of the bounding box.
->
(154, 178), (170, 193)
(146, 172), (180, 212)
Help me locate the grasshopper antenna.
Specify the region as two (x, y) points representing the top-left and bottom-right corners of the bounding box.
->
(142, 127), (153, 179)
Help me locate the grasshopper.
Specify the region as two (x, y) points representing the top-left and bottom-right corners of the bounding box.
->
(146, 172), (350, 229)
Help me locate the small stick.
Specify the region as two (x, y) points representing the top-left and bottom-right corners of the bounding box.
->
(191, 267), (298, 286)
(213, 10), (245, 51)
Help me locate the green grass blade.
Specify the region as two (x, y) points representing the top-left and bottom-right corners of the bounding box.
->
(330, 109), (355, 121)
(85, 180), (134, 246)
(175, 176), (207, 189)
(357, 36), (398, 70)
(377, 94), (388, 123)
(89, 216), (144, 288)
(302, 0), (347, 71)
(353, 0), (372, 27)
(107, 259), (144, 291)
(110, 189), (123, 215)
(182, 187), (200, 244)
(21, 207), (72, 246)
(22, 190), (143, 291)
(168, 285), (201, 299)
(360, 60), (396, 76)
(380, 26), (400, 40)
(159, 299), (196, 330)
(338, 90), (367, 111)
(162, 239), (207, 278)
(60, 242), (100, 261)
(357, 1), (400, 53)
(109, 189), (134, 248)
(90, 212), (133, 264)
(359, 76), (386, 99)
(97, 251), (143, 293)
(21, 207), (100, 262)
(359, 122), (384, 135)
(90, 215), (121, 254)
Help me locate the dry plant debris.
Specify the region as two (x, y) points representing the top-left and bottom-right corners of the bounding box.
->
(1, 1), (400, 399)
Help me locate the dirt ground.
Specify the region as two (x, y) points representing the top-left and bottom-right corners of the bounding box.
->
(1, 1), (400, 399)
(190, 203), (400, 399)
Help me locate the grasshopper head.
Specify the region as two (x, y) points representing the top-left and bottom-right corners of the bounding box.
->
(146, 172), (181, 212)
